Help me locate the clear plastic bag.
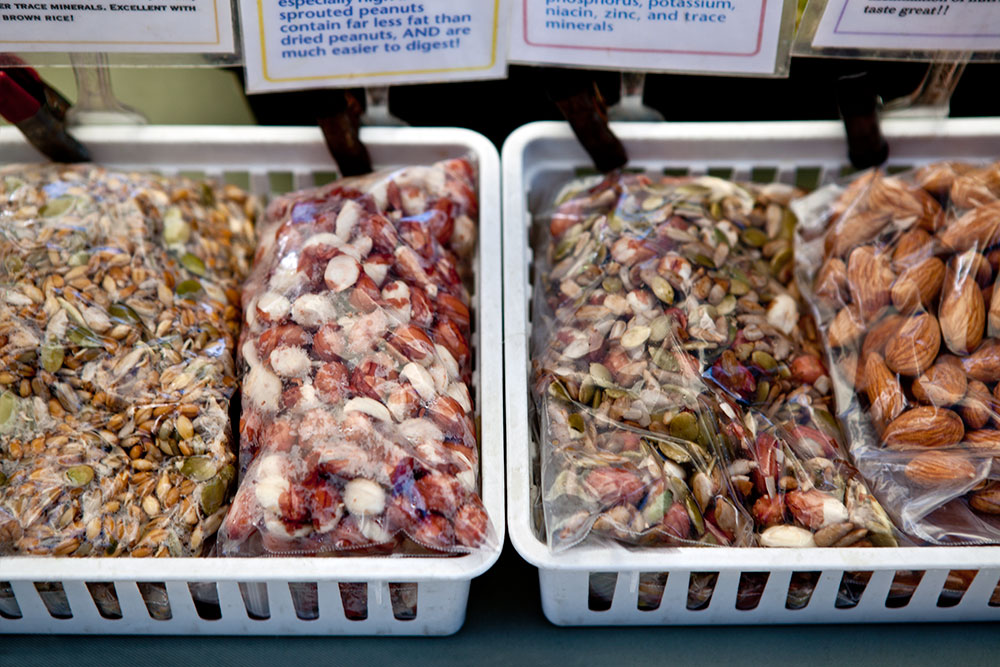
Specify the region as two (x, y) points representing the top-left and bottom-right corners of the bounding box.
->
(532, 172), (896, 551)
(795, 163), (1000, 545)
(0, 164), (256, 557)
(218, 157), (494, 556)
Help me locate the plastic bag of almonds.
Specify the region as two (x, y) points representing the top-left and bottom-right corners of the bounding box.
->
(0, 164), (256, 557)
(796, 163), (1000, 545)
(532, 172), (895, 551)
(218, 157), (494, 556)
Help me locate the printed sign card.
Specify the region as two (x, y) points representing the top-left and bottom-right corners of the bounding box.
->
(240, 0), (508, 93)
(0, 0), (234, 52)
(509, 0), (793, 75)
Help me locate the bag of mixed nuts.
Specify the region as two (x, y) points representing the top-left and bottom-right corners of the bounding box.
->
(217, 156), (494, 556)
(0, 164), (256, 557)
(532, 172), (896, 552)
(796, 163), (1000, 545)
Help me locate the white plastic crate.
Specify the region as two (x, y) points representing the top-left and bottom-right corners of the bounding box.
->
(0, 125), (505, 635)
(502, 119), (1000, 625)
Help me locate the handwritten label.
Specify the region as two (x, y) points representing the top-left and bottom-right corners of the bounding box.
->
(813, 0), (1000, 50)
(240, 0), (507, 93)
(0, 0), (234, 52)
(509, 0), (789, 75)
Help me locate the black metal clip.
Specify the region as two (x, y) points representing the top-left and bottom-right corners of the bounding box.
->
(836, 71), (889, 170)
(0, 56), (91, 163)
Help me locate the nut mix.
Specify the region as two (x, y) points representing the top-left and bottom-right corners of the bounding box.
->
(217, 157), (494, 556)
(532, 172), (895, 551)
(0, 164), (256, 557)
(797, 163), (1000, 545)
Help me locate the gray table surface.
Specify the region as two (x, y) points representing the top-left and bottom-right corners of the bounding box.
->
(2, 540), (999, 667)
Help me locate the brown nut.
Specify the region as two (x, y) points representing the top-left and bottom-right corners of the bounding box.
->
(890, 256), (945, 314)
(883, 406), (964, 450)
(904, 450), (978, 487)
(939, 252), (986, 355)
(892, 228), (935, 270)
(815, 257), (848, 303)
(938, 201), (1000, 252)
(847, 246), (894, 322)
(969, 483), (1000, 514)
(911, 362), (968, 407)
(959, 380), (993, 430)
(865, 353), (907, 432)
(861, 313), (906, 360)
(884, 312), (940, 377)
(961, 339), (1000, 383)
(962, 428), (1000, 453)
(829, 306), (865, 349)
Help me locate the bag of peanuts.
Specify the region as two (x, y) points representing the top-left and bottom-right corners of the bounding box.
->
(796, 163), (1000, 545)
(218, 156), (494, 556)
(532, 172), (897, 552)
(0, 164), (256, 557)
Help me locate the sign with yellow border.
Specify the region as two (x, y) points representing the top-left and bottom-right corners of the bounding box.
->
(240, 0), (508, 93)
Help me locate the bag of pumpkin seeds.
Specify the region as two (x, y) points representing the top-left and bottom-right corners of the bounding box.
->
(531, 171), (897, 552)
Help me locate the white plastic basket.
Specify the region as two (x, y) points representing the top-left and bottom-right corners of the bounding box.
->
(503, 119), (1000, 626)
(0, 125), (505, 635)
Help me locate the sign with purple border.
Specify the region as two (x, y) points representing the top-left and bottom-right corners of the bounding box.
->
(813, 0), (1000, 50)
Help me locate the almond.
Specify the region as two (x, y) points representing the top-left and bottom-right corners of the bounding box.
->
(959, 380), (993, 430)
(938, 201), (1000, 252)
(989, 271), (1000, 338)
(949, 168), (1000, 209)
(865, 353), (907, 432)
(825, 209), (892, 259)
(904, 450), (978, 487)
(847, 246), (894, 322)
(883, 406), (964, 450)
(967, 252), (994, 287)
(911, 361), (967, 407)
(962, 339), (1000, 383)
(962, 428), (1000, 453)
(828, 306), (865, 349)
(939, 253), (986, 355)
(890, 256), (945, 313)
(815, 257), (849, 303)
(969, 482), (1000, 514)
(868, 174), (943, 232)
(861, 313), (906, 359)
(892, 228), (935, 270)
(884, 312), (940, 377)
(915, 162), (960, 197)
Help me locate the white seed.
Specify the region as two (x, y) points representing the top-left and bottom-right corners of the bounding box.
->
(767, 294), (799, 335)
(435, 344), (459, 379)
(142, 495), (160, 517)
(244, 364), (282, 413)
(359, 519), (393, 543)
(401, 362), (437, 401)
(325, 255), (360, 292)
(254, 455), (289, 512)
(257, 291), (292, 322)
(291, 293), (338, 329)
(269, 345), (311, 378)
(335, 200), (362, 241)
(343, 396), (392, 422)
(760, 525), (817, 548)
(821, 496), (850, 528)
(447, 382), (473, 413)
(562, 333), (590, 359)
(343, 478), (386, 517)
(363, 260), (390, 286)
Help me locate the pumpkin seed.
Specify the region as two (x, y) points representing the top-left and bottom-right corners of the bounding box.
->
(685, 493), (706, 535)
(553, 237), (574, 261)
(40, 345), (64, 373)
(0, 471), (7, 486)
(200, 477), (226, 515)
(0, 392), (16, 427)
(621, 325), (651, 349)
(651, 348), (677, 371)
(568, 413), (585, 432)
(181, 456), (218, 481)
(548, 379), (571, 402)
(668, 412), (699, 441)
(741, 227), (768, 248)
(591, 388), (603, 409)
(649, 276), (674, 304)
(751, 350), (777, 372)
(655, 438), (692, 463)
(175, 279), (203, 298)
(590, 363), (614, 388)
(692, 253), (716, 269)
(641, 195), (664, 211)
(602, 276), (623, 293)
(642, 490), (669, 524)
(67, 325), (103, 348)
(40, 195), (77, 218)
(180, 253), (206, 277)
(649, 315), (671, 343)
(578, 377), (596, 405)
(68, 251), (90, 267)
(65, 465), (95, 487)
(770, 247), (793, 276)
(108, 302), (143, 327)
